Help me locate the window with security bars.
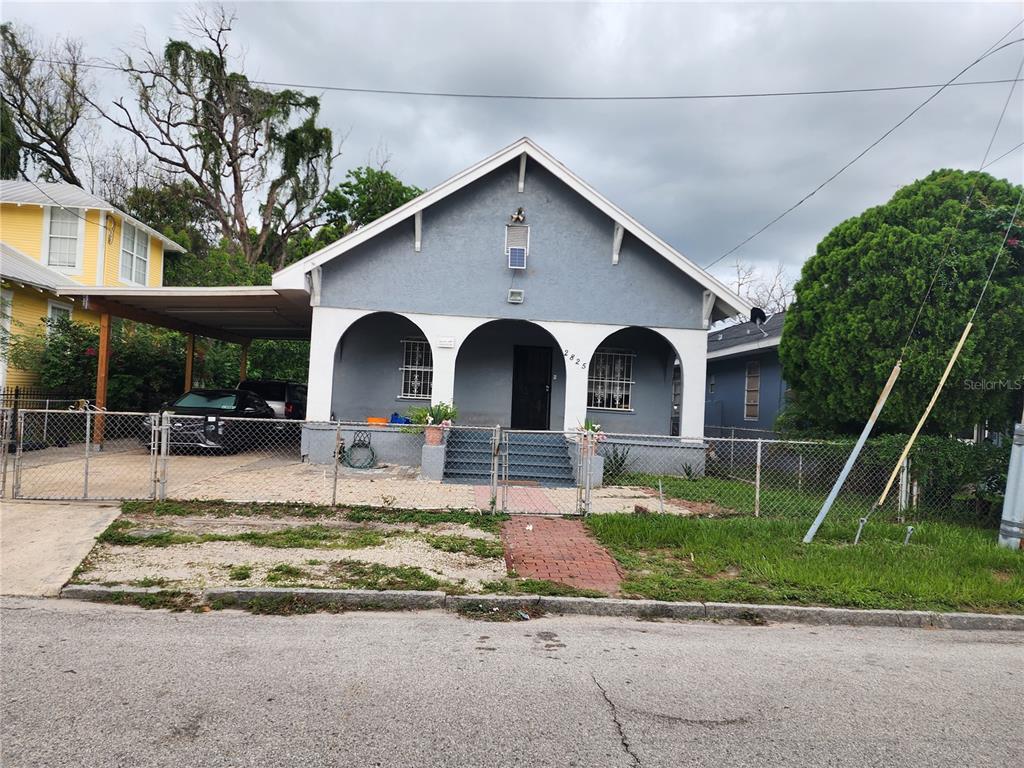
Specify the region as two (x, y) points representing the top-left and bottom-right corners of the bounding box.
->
(745, 360), (761, 420)
(47, 208), (80, 269)
(588, 349), (635, 410)
(505, 225), (529, 269)
(400, 339), (433, 399)
(120, 222), (149, 284)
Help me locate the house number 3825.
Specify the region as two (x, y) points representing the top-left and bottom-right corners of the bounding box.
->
(563, 349), (587, 369)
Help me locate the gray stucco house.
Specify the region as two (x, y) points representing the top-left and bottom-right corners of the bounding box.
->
(274, 138), (751, 444)
(704, 311), (787, 435)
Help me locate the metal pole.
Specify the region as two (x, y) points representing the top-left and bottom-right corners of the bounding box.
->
(13, 411), (24, 498)
(83, 411), (91, 499)
(42, 399), (49, 444)
(804, 362), (902, 543)
(159, 412), (169, 500)
(730, 427), (735, 474)
(754, 438), (762, 517)
(997, 423), (1023, 550)
(490, 426), (499, 512)
(898, 457), (910, 523)
(332, 422), (341, 507)
(148, 416), (159, 500)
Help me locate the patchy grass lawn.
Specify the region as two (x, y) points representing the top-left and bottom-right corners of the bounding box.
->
(586, 514), (1024, 613)
(74, 501), (508, 592)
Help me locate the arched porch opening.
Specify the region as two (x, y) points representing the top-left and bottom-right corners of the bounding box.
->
(586, 326), (679, 436)
(453, 319), (567, 429)
(330, 311), (431, 422)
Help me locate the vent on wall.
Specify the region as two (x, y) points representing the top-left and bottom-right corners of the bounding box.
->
(507, 288), (525, 304)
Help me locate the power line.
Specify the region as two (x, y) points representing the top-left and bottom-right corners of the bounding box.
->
(982, 140), (1024, 169)
(704, 26), (1024, 269)
(33, 57), (1024, 101)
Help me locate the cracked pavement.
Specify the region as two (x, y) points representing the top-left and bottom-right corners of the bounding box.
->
(2, 596), (1022, 767)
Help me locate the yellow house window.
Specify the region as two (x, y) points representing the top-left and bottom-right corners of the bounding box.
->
(120, 222), (149, 285)
(47, 208), (81, 269)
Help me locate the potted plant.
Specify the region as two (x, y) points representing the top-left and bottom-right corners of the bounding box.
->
(406, 402), (458, 446)
(578, 418), (606, 455)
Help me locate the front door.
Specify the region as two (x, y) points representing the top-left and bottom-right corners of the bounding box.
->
(511, 346), (552, 430)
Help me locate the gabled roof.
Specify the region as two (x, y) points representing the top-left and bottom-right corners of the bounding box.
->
(0, 180), (186, 253)
(707, 310), (785, 359)
(272, 137), (752, 318)
(0, 241), (79, 293)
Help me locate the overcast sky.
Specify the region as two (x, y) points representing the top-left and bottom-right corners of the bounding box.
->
(6, 1), (1024, 286)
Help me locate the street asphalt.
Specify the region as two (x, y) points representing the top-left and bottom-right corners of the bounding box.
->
(1, 596), (1021, 767)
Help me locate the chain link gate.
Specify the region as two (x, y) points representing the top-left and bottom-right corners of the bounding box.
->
(0, 407), (12, 498)
(498, 429), (592, 516)
(13, 409), (157, 500)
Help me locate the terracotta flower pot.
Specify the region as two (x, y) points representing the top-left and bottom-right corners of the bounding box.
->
(425, 425), (443, 446)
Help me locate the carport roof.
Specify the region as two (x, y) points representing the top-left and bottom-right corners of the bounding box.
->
(53, 285), (313, 343)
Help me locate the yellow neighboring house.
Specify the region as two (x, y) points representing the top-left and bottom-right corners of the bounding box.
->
(0, 180), (185, 391)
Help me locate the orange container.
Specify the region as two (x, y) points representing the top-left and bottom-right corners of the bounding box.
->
(366, 417), (387, 424)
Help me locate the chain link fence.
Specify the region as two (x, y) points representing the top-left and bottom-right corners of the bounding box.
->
(4, 409), (1000, 527)
(0, 407), (12, 499)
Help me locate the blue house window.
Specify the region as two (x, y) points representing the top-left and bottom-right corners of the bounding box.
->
(744, 361), (760, 421)
(400, 339), (433, 399)
(588, 349), (635, 411)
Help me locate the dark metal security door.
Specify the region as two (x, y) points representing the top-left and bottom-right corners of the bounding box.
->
(511, 346), (552, 430)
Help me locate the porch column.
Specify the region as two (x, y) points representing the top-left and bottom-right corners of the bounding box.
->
(238, 342), (250, 382)
(305, 307), (371, 421)
(535, 320), (613, 432)
(184, 333), (195, 392)
(94, 311), (111, 444)
(653, 327), (707, 439)
(406, 314), (490, 410)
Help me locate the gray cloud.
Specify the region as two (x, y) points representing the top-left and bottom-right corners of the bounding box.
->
(7, 1), (1023, 287)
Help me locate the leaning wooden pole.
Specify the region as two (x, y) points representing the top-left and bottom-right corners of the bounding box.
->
(803, 362), (902, 543)
(874, 322), (973, 509)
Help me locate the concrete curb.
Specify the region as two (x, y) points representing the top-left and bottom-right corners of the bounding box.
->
(205, 587), (446, 610)
(58, 585), (1024, 631)
(60, 584), (170, 601)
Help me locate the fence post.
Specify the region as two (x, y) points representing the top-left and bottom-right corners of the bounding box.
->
(83, 411), (91, 499)
(500, 432), (509, 514)
(159, 411), (169, 500)
(898, 457), (910, 522)
(332, 422), (341, 507)
(997, 423), (1024, 550)
(489, 426), (500, 513)
(730, 427), (736, 474)
(754, 438), (762, 517)
(584, 431), (593, 516)
(42, 399), (49, 444)
(149, 414), (159, 500)
(13, 410), (24, 498)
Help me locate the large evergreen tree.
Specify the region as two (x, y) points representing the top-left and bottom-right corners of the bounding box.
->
(780, 169), (1023, 435)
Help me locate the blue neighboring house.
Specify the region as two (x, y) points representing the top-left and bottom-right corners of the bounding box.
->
(704, 311), (787, 435)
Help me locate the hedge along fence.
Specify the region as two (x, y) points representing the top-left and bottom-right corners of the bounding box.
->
(777, 433), (1012, 525)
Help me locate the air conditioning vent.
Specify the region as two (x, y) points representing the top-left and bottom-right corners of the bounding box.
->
(506, 224), (529, 269)
(507, 289), (525, 304)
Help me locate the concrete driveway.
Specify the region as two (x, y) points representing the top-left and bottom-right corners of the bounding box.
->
(0, 500), (120, 596)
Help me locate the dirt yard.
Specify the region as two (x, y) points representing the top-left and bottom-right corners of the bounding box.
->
(72, 504), (510, 593)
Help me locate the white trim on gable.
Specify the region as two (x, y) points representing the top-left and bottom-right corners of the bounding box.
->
(272, 138), (753, 319)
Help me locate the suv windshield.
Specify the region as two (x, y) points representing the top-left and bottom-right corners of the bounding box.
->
(173, 392), (239, 410)
(238, 381), (287, 401)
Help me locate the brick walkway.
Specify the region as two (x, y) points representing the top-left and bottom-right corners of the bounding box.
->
(500, 516), (622, 595)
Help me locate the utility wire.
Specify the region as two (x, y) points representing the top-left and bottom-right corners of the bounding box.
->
(704, 26), (1024, 269)
(981, 140), (1024, 169)
(899, 51), (1024, 357)
(33, 56), (1024, 101)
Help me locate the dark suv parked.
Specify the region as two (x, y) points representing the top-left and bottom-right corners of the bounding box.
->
(237, 380), (307, 420)
(159, 389), (276, 452)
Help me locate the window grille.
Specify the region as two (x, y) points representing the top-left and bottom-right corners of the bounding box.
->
(47, 208), (79, 268)
(120, 222), (149, 284)
(745, 361), (761, 420)
(588, 349), (635, 410)
(400, 338), (433, 399)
